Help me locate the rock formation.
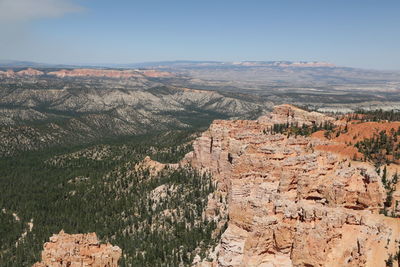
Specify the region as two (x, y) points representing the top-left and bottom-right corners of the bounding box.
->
(0, 69), (16, 77)
(47, 68), (173, 78)
(33, 230), (121, 267)
(17, 68), (44, 76)
(0, 68), (171, 78)
(0, 68), (44, 77)
(136, 155), (179, 176)
(258, 104), (336, 126)
(187, 104), (400, 267)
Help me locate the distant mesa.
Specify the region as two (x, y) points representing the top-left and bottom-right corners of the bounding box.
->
(231, 61), (335, 67)
(277, 61), (335, 67)
(47, 68), (139, 78)
(0, 68), (44, 77)
(0, 68), (173, 78)
(0, 69), (15, 77)
(47, 68), (171, 78)
(17, 68), (45, 76)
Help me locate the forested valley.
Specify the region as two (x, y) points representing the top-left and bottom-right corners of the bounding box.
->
(0, 130), (224, 266)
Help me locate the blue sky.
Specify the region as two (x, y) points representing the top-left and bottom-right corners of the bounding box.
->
(0, 0), (399, 69)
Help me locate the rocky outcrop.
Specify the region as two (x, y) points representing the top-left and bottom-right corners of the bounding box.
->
(258, 104), (335, 126)
(188, 105), (400, 267)
(17, 68), (44, 76)
(47, 68), (141, 78)
(0, 69), (16, 77)
(0, 68), (44, 77)
(33, 230), (121, 267)
(136, 156), (179, 176)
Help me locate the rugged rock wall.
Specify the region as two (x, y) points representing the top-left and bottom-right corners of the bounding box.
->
(33, 230), (121, 267)
(188, 104), (400, 267)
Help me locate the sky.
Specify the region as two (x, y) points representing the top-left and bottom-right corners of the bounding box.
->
(0, 0), (399, 70)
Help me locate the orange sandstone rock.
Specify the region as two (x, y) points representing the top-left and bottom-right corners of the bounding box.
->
(33, 230), (121, 267)
(0, 69), (16, 77)
(189, 105), (400, 267)
(0, 68), (44, 77)
(17, 68), (44, 76)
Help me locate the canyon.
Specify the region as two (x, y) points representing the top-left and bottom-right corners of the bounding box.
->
(0, 68), (265, 156)
(31, 105), (400, 266)
(1, 64), (400, 267)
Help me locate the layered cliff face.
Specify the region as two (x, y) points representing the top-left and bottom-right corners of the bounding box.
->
(188, 104), (400, 267)
(33, 231), (121, 267)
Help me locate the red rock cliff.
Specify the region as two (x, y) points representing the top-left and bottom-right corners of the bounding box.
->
(33, 230), (121, 267)
(187, 105), (400, 267)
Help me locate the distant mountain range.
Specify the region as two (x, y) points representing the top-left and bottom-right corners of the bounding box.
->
(0, 60), (88, 69)
(117, 60), (336, 69)
(0, 59), (336, 69)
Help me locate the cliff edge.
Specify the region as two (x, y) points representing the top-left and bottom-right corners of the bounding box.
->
(188, 104), (400, 267)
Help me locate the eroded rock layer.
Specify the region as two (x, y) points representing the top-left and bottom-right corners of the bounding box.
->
(47, 68), (172, 78)
(33, 230), (121, 267)
(188, 104), (400, 267)
(0, 68), (172, 78)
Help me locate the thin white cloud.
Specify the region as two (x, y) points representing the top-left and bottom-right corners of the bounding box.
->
(0, 0), (83, 22)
